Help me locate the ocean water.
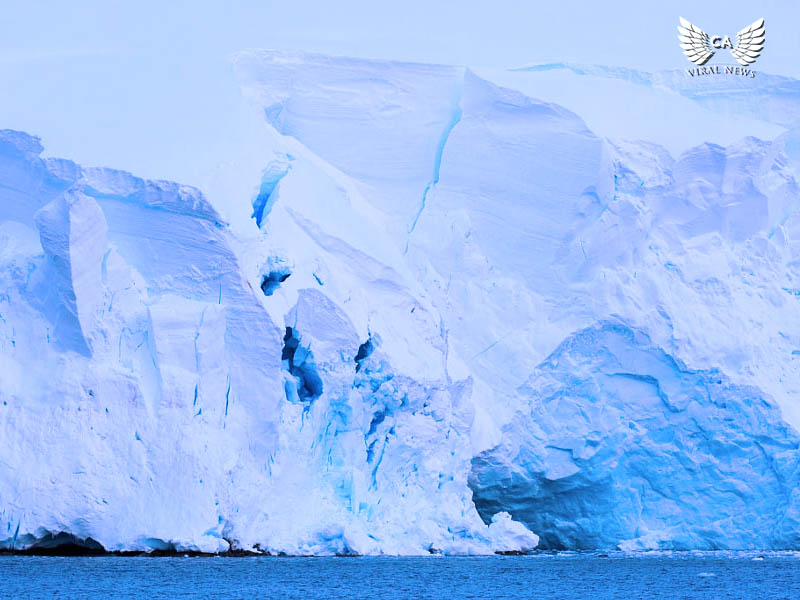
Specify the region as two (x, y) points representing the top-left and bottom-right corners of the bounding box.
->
(1, 553), (800, 599)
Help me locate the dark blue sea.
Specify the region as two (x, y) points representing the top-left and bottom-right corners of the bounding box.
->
(2, 553), (800, 599)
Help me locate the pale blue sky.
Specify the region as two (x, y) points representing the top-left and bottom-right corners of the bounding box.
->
(1, 1), (797, 184)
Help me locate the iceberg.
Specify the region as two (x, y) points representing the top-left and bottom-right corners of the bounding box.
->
(2, 49), (800, 552)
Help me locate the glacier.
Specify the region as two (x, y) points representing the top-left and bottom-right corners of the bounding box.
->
(2, 50), (800, 553)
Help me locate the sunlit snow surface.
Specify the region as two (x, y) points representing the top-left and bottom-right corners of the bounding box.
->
(2, 51), (800, 553)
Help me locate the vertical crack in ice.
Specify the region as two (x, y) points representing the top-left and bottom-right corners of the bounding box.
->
(252, 157), (292, 228)
(370, 437), (388, 490)
(11, 521), (19, 551)
(224, 374), (231, 418)
(281, 326), (323, 403)
(354, 336), (374, 372)
(193, 306), (207, 372)
(405, 71), (465, 253)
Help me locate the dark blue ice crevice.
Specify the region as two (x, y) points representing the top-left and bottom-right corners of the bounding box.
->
(369, 435), (389, 488)
(406, 75), (464, 247)
(251, 157), (292, 227)
(260, 268), (291, 296)
(224, 375), (231, 417)
(282, 326), (323, 403)
(354, 336), (374, 372)
(351, 337), (410, 489)
(366, 407), (387, 437)
(259, 257), (292, 296)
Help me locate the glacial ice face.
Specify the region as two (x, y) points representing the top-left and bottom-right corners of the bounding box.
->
(469, 322), (800, 550)
(0, 128), (285, 553)
(235, 51), (800, 424)
(0, 127), (530, 555)
(233, 51), (800, 550)
(3, 48), (800, 553)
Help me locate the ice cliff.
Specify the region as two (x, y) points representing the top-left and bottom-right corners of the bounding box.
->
(2, 50), (800, 553)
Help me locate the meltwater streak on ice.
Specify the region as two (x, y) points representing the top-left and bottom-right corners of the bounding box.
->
(3, 50), (800, 553)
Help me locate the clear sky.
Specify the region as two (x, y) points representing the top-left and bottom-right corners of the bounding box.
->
(1, 1), (797, 186)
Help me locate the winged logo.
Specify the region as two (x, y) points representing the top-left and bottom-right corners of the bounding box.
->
(730, 18), (766, 66)
(677, 17), (765, 67)
(677, 17), (715, 65)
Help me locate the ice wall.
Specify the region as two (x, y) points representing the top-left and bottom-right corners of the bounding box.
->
(0, 128), (536, 555)
(470, 322), (800, 550)
(2, 48), (800, 553)
(233, 51), (800, 550)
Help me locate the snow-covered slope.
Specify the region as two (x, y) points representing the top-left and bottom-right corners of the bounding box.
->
(2, 50), (800, 552)
(473, 63), (788, 156)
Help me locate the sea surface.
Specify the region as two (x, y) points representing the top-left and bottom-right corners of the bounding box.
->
(1, 552), (800, 599)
